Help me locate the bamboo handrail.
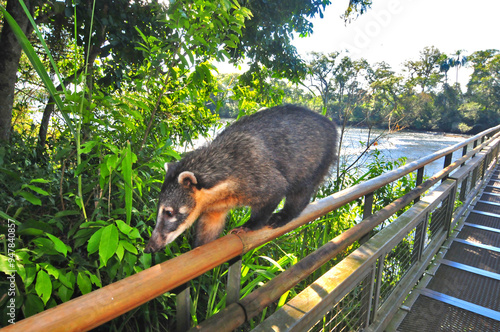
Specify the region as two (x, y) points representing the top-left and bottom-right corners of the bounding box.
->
(2, 236), (243, 331)
(3, 125), (500, 332)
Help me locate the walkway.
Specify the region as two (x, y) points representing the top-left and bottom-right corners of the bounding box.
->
(391, 165), (500, 331)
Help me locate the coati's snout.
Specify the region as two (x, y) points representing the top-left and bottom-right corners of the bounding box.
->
(144, 203), (193, 253)
(144, 163), (197, 253)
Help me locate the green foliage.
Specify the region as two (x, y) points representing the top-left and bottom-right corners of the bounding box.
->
(0, 0), (249, 329)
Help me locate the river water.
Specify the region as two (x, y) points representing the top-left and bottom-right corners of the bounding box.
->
(340, 128), (469, 178)
(189, 124), (470, 179)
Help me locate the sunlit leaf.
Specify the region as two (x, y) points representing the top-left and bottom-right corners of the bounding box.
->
(99, 224), (119, 266)
(77, 271), (92, 295)
(35, 270), (52, 305)
(17, 191), (41, 206)
(87, 227), (104, 255)
(46, 233), (68, 257)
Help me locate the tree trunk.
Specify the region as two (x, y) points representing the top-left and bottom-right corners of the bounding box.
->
(36, 96), (56, 157)
(0, 0), (33, 143)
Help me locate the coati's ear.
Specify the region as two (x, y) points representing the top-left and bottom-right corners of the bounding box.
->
(178, 171), (198, 188)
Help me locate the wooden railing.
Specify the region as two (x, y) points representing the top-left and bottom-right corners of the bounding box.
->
(3, 124), (500, 332)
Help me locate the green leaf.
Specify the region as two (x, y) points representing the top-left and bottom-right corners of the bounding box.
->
(79, 140), (98, 154)
(39, 263), (60, 279)
(277, 290), (290, 310)
(77, 271), (92, 295)
(17, 190), (41, 206)
(106, 154), (119, 170)
(32, 238), (60, 256)
(116, 218), (141, 240)
(57, 285), (74, 303)
(115, 219), (133, 235)
(23, 266), (37, 288)
(99, 224), (119, 267)
(165, 148), (182, 160)
(22, 184), (49, 196)
(58, 272), (73, 289)
(0, 254), (14, 274)
(30, 178), (52, 184)
(19, 228), (44, 236)
(120, 240), (138, 255)
(0, 211), (18, 224)
(87, 272), (102, 288)
(128, 228), (141, 239)
(87, 227), (104, 255)
(116, 243), (125, 261)
(24, 294), (44, 317)
(35, 270), (52, 305)
(46, 233), (68, 257)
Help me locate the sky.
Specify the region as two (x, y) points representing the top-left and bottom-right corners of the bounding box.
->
(219, 0), (500, 85)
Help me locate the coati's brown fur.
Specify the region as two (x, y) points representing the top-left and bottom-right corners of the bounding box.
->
(144, 105), (338, 253)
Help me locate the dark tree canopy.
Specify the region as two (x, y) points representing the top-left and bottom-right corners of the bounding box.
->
(231, 0), (372, 82)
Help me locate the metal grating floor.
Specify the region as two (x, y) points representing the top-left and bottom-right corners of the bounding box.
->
(396, 167), (500, 331)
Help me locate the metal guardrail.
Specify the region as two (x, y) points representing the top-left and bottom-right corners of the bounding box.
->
(253, 134), (500, 331)
(3, 125), (500, 332)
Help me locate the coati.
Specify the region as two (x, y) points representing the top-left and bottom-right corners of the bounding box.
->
(144, 105), (338, 253)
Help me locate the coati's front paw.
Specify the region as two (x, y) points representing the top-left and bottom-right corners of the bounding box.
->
(230, 226), (252, 235)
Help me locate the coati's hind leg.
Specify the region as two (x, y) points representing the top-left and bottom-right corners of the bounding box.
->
(269, 185), (316, 228)
(230, 196), (283, 234)
(194, 210), (229, 247)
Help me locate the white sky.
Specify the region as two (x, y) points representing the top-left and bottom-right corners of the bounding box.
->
(219, 0), (500, 85)
(294, 0), (500, 68)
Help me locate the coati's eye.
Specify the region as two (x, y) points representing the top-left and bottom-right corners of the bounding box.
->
(163, 207), (175, 218)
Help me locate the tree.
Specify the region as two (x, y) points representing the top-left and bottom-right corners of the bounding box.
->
(403, 46), (443, 93)
(307, 51), (341, 112)
(231, 0), (372, 83)
(0, 0), (35, 142)
(435, 84), (463, 131)
(449, 50), (468, 86)
(466, 49), (500, 132)
(368, 61), (404, 128)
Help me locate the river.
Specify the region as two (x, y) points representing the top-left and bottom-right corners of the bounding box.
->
(340, 128), (469, 178)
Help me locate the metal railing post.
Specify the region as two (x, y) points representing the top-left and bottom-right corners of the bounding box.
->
(473, 139), (478, 158)
(362, 266), (376, 328)
(412, 212), (429, 264)
(442, 152), (453, 182)
(359, 192), (374, 244)
(444, 183), (457, 237)
(176, 285), (191, 332)
(226, 257), (242, 305)
(371, 255), (385, 322)
(414, 167), (425, 203)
